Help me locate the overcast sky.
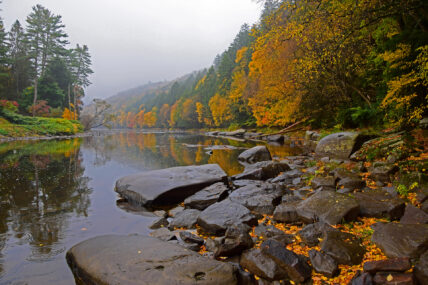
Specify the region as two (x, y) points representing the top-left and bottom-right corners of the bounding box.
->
(2, 0), (261, 102)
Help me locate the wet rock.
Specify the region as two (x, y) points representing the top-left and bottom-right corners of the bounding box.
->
(184, 182), (229, 210)
(400, 204), (428, 224)
(422, 200), (428, 213)
(308, 249), (339, 278)
(296, 191), (360, 224)
(149, 217), (169, 229)
(321, 230), (365, 265)
(260, 239), (312, 283)
(168, 209), (200, 230)
(273, 201), (301, 223)
(115, 164), (227, 207)
(337, 188), (354, 194)
(281, 195), (302, 203)
(373, 272), (415, 285)
(414, 250), (428, 285)
(369, 163), (399, 183)
(371, 223), (428, 259)
(180, 242), (201, 252)
(297, 222), (336, 247)
(150, 228), (177, 241)
(240, 249), (288, 281)
(215, 224), (254, 257)
(349, 271), (374, 285)
(272, 169), (302, 183)
(354, 190), (405, 220)
(334, 170), (366, 190)
(254, 225), (295, 245)
(315, 132), (368, 159)
(416, 187), (428, 204)
(293, 188), (313, 199)
(363, 258), (411, 274)
(222, 129), (246, 137)
(311, 176), (336, 189)
(238, 146), (272, 164)
(229, 182), (283, 215)
(234, 161), (291, 181)
(197, 199), (258, 235)
(179, 231), (204, 245)
(232, 179), (265, 189)
(66, 235), (237, 285)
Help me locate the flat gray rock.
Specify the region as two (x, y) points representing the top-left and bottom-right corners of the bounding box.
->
(184, 182), (229, 210)
(115, 164), (227, 207)
(66, 235), (237, 285)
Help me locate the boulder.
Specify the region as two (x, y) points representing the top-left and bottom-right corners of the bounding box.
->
(184, 182), (229, 210)
(228, 182), (283, 215)
(260, 239), (312, 283)
(414, 250), (428, 285)
(66, 235), (237, 285)
(296, 191), (360, 225)
(363, 258), (411, 274)
(273, 201), (301, 223)
(373, 272), (415, 285)
(149, 228), (177, 241)
(271, 169), (302, 183)
(214, 224), (254, 257)
(369, 163), (399, 183)
(321, 230), (366, 265)
(311, 177), (336, 189)
(334, 170), (366, 190)
(349, 271), (373, 285)
(197, 200), (258, 235)
(308, 249), (339, 278)
(315, 132), (367, 159)
(115, 164), (227, 207)
(297, 222), (336, 247)
(168, 206), (184, 217)
(149, 217), (169, 230)
(354, 190), (405, 220)
(240, 249), (288, 281)
(400, 204), (428, 224)
(168, 209), (200, 230)
(254, 225), (295, 245)
(371, 223), (428, 259)
(238, 146), (272, 164)
(233, 161), (290, 181)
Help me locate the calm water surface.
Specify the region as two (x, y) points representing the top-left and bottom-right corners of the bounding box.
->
(0, 132), (302, 284)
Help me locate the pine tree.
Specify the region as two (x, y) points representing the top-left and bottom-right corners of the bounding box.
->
(26, 4), (68, 116)
(0, 4), (10, 98)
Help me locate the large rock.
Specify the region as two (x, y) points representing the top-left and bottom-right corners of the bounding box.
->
(197, 200), (258, 235)
(414, 250), (428, 285)
(373, 272), (415, 285)
(298, 222), (336, 247)
(115, 164), (227, 207)
(168, 209), (200, 230)
(296, 191), (360, 225)
(371, 223), (428, 259)
(66, 235), (237, 285)
(354, 190), (405, 220)
(273, 201), (301, 223)
(254, 225), (295, 245)
(320, 230), (366, 265)
(400, 204), (428, 224)
(260, 239), (312, 283)
(308, 249), (339, 278)
(238, 146), (272, 163)
(240, 249), (288, 281)
(228, 182), (283, 215)
(214, 224), (254, 257)
(233, 161), (290, 181)
(315, 132), (368, 159)
(363, 258), (411, 274)
(184, 182), (229, 210)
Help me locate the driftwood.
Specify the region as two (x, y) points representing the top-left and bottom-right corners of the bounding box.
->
(250, 118), (308, 139)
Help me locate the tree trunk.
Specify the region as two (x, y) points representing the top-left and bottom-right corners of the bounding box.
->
(73, 86), (77, 119)
(68, 84), (71, 110)
(32, 77), (38, 117)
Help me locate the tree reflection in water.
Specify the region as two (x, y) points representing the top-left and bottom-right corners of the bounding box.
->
(0, 139), (91, 268)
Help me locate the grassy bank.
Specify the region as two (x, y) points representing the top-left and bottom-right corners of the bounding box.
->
(0, 109), (83, 138)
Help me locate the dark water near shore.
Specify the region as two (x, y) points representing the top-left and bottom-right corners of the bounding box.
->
(0, 131), (302, 284)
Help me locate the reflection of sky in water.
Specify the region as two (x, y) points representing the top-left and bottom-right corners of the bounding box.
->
(0, 132), (301, 284)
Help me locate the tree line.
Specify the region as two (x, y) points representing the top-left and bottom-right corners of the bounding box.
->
(112, 0), (427, 130)
(0, 3), (92, 119)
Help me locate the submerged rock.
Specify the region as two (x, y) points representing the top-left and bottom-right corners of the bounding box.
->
(371, 222), (428, 259)
(115, 164), (227, 207)
(66, 235), (237, 285)
(238, 146), (272, 164)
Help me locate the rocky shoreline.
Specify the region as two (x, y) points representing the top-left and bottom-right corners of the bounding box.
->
(66, 130), (428, 284)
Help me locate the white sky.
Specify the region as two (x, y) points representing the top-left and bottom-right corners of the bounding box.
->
(2, 0), (261, 102)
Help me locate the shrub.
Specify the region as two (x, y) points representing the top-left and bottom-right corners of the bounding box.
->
(0, 100), (19, 113)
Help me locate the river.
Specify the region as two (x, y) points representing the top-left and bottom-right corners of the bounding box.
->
(0, 131), (302, 284)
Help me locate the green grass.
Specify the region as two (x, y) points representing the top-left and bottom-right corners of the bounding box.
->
(0, 108), (83, 137)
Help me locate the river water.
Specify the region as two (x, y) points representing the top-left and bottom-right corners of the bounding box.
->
(0, 131), (302, 284)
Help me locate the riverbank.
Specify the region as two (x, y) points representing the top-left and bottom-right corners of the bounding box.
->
(66, 130), (428, 284)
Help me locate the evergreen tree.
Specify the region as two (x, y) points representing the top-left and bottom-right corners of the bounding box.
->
(0, 5), (10, 98)
(26, 4), (68, 116)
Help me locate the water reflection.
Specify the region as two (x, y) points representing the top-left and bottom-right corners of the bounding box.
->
(0, 132), (302, 284)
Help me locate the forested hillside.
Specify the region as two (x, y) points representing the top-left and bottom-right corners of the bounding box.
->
(110, 0), (427, 130)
